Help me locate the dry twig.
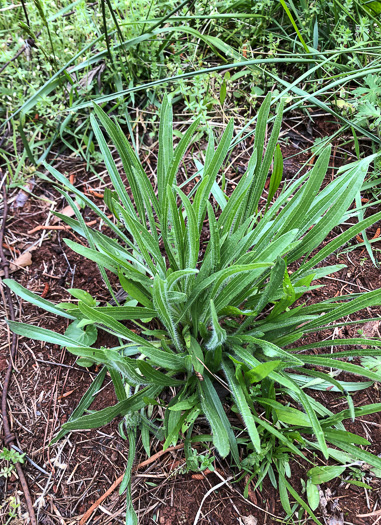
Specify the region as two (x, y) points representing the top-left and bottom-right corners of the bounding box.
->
(28, 214), (113, 234)
(79, 443), (185, 524)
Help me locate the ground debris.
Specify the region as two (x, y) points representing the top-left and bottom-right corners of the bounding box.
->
(11, 178), (35, 209)
(241, 516), (258, 525)
(320, 488), (344, 525)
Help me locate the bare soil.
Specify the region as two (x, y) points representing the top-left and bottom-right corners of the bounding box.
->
(1, 113), (381, 524)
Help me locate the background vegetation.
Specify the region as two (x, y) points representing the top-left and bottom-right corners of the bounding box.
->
(2, 0), (381, 171)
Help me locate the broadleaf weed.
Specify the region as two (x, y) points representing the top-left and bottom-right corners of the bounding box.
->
(6, 95), (381, 522)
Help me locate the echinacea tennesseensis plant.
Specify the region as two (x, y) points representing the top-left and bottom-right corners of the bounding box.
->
(7, 94), (381, 523)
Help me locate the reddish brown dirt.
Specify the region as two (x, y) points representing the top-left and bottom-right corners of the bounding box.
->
(1, 114), (381, 524)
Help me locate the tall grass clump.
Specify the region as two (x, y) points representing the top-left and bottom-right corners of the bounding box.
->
(6, 94), (381, 522)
